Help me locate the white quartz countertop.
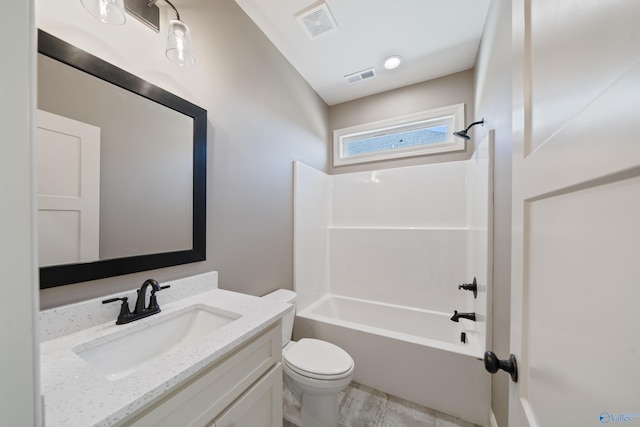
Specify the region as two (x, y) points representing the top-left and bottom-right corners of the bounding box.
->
(40, 288), (291, 427)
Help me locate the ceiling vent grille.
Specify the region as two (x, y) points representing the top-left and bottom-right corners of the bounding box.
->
(344, 67), (376, 84)
(295, 1), (338, 39)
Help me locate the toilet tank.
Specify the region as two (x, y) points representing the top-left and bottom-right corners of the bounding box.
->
(262, 289), (296, 348)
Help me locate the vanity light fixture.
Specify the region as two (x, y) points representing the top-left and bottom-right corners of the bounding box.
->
(80, 0), (196, 66)
(164, 5), (196, 66)
(383, 55), (403, 70)
(81, 0), (126, 25)
(453, 118), (484, 140)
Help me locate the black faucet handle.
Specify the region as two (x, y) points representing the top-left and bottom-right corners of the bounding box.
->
(102, 297), (125, 304)
(102, 297), (132, 324)
(149, 285), (170, 297)
(147, 285), (170, 311)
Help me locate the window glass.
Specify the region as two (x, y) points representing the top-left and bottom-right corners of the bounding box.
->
(345, 124), (449, 156)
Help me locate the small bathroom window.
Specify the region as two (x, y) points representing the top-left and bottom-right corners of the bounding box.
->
(333, 103), (465, 166)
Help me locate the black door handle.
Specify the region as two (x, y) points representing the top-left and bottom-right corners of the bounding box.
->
(484, 351), (518, 382)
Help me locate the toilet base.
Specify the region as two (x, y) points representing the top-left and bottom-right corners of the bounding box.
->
(283, 373), (342, 427)
(283, 403), (301, 426)
(283, 373), (302, 425)
(300, 392), (340, 427)
(283, 393), (340, 427)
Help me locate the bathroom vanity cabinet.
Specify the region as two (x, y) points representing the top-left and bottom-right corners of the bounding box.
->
(40, 281), (291, 426)
(120, 324), (283, 427)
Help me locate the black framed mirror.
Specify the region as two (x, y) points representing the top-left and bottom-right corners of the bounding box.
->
(38, 30), (206, 289)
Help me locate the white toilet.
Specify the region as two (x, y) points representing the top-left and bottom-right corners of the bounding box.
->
(263, 290), (354, 427)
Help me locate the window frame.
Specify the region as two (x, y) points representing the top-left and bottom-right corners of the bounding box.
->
(332, 103), (466, 166)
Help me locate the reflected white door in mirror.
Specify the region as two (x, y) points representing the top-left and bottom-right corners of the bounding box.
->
(37, 110), (100, 267)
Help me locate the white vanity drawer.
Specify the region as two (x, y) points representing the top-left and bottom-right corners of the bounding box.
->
(121, 322), (282, 427)
(211, 363), (283, 427)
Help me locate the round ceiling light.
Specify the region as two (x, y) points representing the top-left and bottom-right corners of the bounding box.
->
(383, 55), (403, 70)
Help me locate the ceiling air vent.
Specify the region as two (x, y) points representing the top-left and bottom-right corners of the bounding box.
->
(295, 1), (338, 39)
(344, 67), (376, 84)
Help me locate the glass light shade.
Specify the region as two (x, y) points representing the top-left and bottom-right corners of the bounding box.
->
(80, 0), (126, 25)
(166, 20), (196, 66)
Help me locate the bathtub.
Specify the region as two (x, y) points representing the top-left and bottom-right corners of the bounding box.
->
(294, 295), (491, 426)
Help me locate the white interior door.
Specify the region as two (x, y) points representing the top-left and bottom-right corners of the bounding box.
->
(509, 1), (640, 426)
(37, 110), (100, 267)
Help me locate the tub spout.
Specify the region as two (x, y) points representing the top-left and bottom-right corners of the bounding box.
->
(450, 310), (476, 322)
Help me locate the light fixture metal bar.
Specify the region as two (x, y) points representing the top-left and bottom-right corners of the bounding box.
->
(124, 0), (160, 32)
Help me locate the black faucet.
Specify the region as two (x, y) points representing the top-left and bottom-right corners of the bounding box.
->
(450, 310), (476, 322)
(102, 279), (170, 324)
(134, 279), (162, 314)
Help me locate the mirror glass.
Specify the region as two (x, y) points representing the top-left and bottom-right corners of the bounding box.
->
(37, 30), (207, 289)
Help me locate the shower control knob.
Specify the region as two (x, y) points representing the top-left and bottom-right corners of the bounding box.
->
(484, 351), (518, 382)
(458, 277), (478, 298)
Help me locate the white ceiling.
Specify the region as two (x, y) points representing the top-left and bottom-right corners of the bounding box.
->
(233, 0), (492, 106)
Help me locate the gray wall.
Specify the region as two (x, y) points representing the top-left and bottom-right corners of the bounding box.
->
(474, 0), (512, 425)
(328, 70), (475, 174)
(38, 0), (328, 308)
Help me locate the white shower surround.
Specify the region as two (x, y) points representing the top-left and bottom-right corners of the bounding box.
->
(293, 135), (493, 425)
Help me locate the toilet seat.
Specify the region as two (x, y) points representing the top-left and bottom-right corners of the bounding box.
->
(283, 338), (354, 380)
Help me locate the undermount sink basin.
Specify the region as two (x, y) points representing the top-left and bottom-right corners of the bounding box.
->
(73, 306), (240, 380)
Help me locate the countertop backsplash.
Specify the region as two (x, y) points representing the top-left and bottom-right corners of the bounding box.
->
(39, 271), (218, 342)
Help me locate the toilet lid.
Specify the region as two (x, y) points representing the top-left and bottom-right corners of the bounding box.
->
(283, 338), (353, 378)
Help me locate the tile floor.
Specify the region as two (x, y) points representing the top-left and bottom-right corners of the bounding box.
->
(283, 382), (480, 427)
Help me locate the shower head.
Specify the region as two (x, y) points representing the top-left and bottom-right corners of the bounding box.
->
(453, 119), (484, 140)
(453, 130), (471, 140)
